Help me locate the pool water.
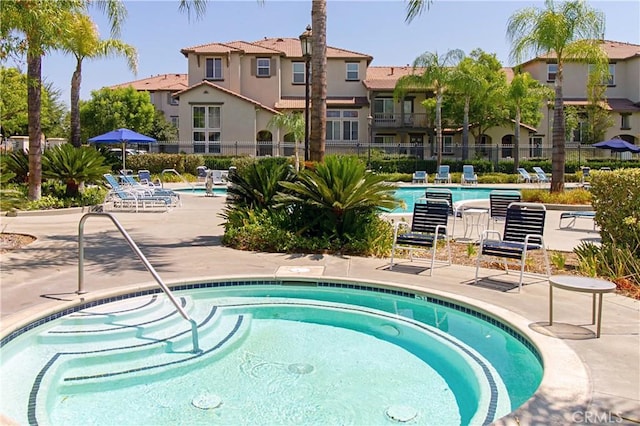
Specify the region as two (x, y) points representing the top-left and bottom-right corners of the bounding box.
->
(0, 282), (542, 425)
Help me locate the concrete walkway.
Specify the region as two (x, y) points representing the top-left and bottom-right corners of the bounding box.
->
(1, 189), (638, 425)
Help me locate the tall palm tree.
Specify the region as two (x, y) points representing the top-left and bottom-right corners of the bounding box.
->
(0, 0), (126, 201)
(449, 55), (484, 161)
(507, 0), (606, 192)
(310, 0), (327, 162)
(60, 13), (138, 148)
(394, 49), (464, 167)
(404, 0), (434, 22)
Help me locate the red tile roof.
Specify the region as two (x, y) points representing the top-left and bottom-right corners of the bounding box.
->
(173, 81), (279, 114)
(181, 37), (372, 61)
(520, 40), (640, 65)
(275, 96), (369, 109)
(564, 97), (640, 112)
(109, 74), (187, 92)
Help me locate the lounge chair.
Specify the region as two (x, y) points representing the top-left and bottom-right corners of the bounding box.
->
(196, 166), (208, 183)
(475, 202), (550, 292)
(105, 174), (180, 206)
(103, 188), (173, 212)
(532, 167), (550, 183)
(517, 168), (536, 183)
(412, 170), (427, 184)
(559, 211), (596, 230)
(580, 167), (591, 189)
(434, 165), (451, 184)
(489, 190), (522, 229)
(389, 198), (451, 276)
(461, 165), (478, 185)
(137, 170), (161, 187)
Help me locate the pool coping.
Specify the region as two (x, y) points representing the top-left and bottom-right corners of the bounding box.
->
(0, 273), (589, 426)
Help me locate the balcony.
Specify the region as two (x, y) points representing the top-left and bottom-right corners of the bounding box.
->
(372, 113), (429, 130)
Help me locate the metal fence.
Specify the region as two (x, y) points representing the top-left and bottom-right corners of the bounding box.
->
(147, 140), (637, 167)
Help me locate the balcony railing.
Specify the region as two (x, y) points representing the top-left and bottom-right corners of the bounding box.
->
(372, 113), (429, 128)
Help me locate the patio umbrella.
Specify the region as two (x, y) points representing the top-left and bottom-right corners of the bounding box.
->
(88, 128), (156, 170)
(592, 139), (640, 153)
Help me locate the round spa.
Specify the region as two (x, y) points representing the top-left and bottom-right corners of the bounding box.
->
(0, 279), (542, 425)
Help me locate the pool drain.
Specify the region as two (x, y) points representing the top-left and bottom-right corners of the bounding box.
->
(288, 363), (314, 374)
(386, 405), (418, 423)
(191, 393), (222, 410)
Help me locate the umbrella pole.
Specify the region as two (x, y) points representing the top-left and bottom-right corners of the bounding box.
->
(122, 142), (126, 171)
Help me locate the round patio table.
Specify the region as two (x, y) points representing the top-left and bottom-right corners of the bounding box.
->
(548, 275), (616, 338)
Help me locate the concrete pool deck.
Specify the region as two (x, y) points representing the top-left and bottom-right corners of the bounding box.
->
(1, 186), (638, 425)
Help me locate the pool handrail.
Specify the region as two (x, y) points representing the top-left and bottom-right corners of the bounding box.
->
(161, 168), (194, 191)
(77, 212), (201, 354)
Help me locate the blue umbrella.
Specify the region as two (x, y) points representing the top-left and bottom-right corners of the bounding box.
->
(592, 139), (640, 153)
(88, 128), (156, 170)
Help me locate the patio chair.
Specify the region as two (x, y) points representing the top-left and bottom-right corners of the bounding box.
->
(516, 168), (537, 183)
(434, 165), (451, 184)
(489, 190), (522, 229)
(532, 167), (550, 183)
(559, 211), (596, 230)
(389, 198), (451, 276)
(106, 174), (181, 207)
(412, 170), (427, 184)
(137, 170), (161, 188)
(461, 165), (478, 185)
(196, 166), (208, 182)
(475, 202), (550, 292)
(103, 188), (173, 213)
(580, 167), (591, 189)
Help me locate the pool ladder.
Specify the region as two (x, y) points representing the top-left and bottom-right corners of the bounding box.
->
(77, 212), (201, 354)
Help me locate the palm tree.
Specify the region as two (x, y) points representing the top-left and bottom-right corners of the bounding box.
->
(42, 143), (110, 197)
(0, 0), (126, 201)
(60, 13), (138, 148)
(404, 0), (434, 22)
(310, 0), (327, 162)
(268, 112), (305, 171)
(507, 0), (606, 192)
(394, 49), (464, 167)
(505, 71), (551, 171)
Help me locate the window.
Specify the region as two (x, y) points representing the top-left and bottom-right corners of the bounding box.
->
(374, 98), (395, 125)
(292, 62), (306, 84)
(547, 63), (557, 82)
(621, 113), (631, 130)
(346, 62), (359, 80)
(257, 58), (270, 77)
(326, 110), (359, 141)
(170, 116), (179, 128)
(588, 63), (616, 85)
(167, 93), (178, 106)
(205, 58), (223, 80)
(529, 136), (543, 157)
(434, 135), (453, 154)
(192, 105), (222, 153)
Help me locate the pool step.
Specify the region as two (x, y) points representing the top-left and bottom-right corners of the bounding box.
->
(61, 294), (166, 325)
(39, 296), (198, 346)
(51, 311), (251, 394)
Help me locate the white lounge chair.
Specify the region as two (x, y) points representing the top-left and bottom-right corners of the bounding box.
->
(412, 171), (427, 183)
(434, 165), (451, 184)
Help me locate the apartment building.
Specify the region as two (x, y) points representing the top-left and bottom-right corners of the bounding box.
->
(110, 39), (639, 159)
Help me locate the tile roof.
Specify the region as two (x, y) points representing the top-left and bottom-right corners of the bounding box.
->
(521, 40), (640, 65)
(109, 74), (187, 92)
(173, 81), (279, 114)
(275, 96), (369, 109)
(564, 97), (640, 112)
(181, 37), (372, 61)
(364, 66), (421, 90)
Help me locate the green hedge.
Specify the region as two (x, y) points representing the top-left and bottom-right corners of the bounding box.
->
(590, 168), (640, 253)
(122, 153), (204, 174)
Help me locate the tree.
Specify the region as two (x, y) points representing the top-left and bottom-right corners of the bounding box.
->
(149, 109), (178, 142)
(59, 13), (138, 147)
(507, 0), (607, 192)
(0, 67), (68, 139)
(268, 112), (304, 171)
(310, 0), (327, 163)
(583, 68), (613, 144)
(79, 87), (155, 141)
(394, 49), (464, 167)
(448, 54), (483, 161)
(505, 71), (550, 170)
(404, 0), (434, 22)
(0, 0), (126, 201)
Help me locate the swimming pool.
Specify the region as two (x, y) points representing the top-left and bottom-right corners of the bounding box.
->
(178, 186), (514, 213)
(0, 279), (542, 425)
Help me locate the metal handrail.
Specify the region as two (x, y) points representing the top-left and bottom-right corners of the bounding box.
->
(161, 168), (194, 191)
(77, 212), (200, 354)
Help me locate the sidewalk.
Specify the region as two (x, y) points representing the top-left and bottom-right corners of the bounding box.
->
(1, 191), (638, 424)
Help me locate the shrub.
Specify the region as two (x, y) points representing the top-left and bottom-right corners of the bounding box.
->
(521, 188), (592, 204)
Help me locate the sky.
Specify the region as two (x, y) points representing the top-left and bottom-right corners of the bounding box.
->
(16, 0), (640, 106)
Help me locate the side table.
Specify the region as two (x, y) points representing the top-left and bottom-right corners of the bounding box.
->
(548, 275), (616, 338)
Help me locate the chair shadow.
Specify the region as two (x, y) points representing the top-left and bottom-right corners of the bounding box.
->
(40, 292), (78, 301)
(464, 276), (520, 292)
(380, 263), (431, 275)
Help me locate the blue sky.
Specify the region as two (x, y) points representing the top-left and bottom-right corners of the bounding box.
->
(26, 0), (640, 105)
